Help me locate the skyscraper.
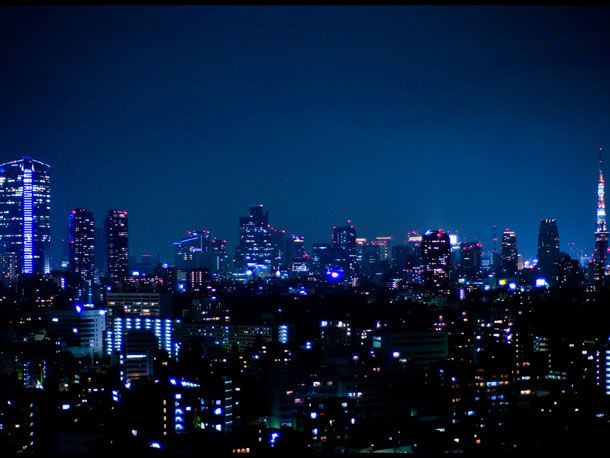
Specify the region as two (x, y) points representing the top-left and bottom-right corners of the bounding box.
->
(537, 218), (560, 284)
(500, 228), (518, 277)
(174, 229), (228, 274)
(591, 149), (609, 283)
(105, 209), (128, 284)
(234, 204), (275, 275)
(332, 221), (357, 271)
(373, 236), (392, 263)
(459, 241), (482, 279)
(69, 208), (95, 284)
(0, 157), (51, 275)
(285, 235), (306, 261)
(421, 229), (451, 296)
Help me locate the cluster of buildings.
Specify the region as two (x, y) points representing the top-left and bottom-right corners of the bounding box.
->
(0, 155), (610, 454)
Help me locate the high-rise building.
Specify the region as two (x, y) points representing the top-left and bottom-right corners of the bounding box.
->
(332, 221), (357, 271)
(174, 230), (228, 274)
(591, 149), (609, 283)
(406, 231), (423, 267)
(234, 204), (275, 275)
(105, 209), (128, 284)
(421, 229), (451, 296)
(373, 236), (392, 263)
(285, 235), (306, 261)
(459, 241), (482, 278)
(269, 226), (286, 268)
(557, 253), (581, 289)
(537, 218), (560, 284)
(0, 250), (18, 286)
(48, 307), (106, 358)
(500, 229), (518, 277)
(68, 208), (95, 284)
(0, 157), (51, 275)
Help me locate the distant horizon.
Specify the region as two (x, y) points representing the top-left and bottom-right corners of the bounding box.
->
(3, 150), (604, 267)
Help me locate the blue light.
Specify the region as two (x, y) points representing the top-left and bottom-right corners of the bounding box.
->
(132, 271), (140, 277)
(22, 166), (33, 274)
(310, 412), (317, 419)
(162, 263), (169, 268)
(245, 269), (253, 276)
(214, 407), (223, 415)
(149, 442), (162, 449)
(326, 269), (343, 282)
(75, 304), (82, 313)
(270, 431), (280, 446)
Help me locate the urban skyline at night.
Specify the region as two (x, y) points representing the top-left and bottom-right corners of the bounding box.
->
(2, 6), (610, 261)
(4, 5), (610, 456)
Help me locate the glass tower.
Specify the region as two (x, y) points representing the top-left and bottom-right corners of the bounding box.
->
(0, 157), (51, 275)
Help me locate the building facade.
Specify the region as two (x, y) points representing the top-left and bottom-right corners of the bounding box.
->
(421, 229), (451, 296)
(0, 157), (51, 275)
(69, 208), (95, 284)
(537, 218), (560, 284)
(500, 229), (518, 277)
(105, 209), (128, 284)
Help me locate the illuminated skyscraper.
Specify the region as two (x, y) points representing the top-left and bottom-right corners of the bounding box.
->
(234, 204), (275, 275)
(591, 149), (609, 282)
(69, 208), (95, 284)
(0, 157), (51, 275)
(332, 220), (357, 271)
(421, 229), (451, 296)
(174, 229), (228, 274)
(537, 218), (560, 283)
(459, 241), (482, 278)
(373, 236), (392, 262)
(105, 209), (128, 284)
(500, 228), (518, 276)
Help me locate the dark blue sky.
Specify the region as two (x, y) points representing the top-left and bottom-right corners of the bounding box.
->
(2, 6), (610, 263)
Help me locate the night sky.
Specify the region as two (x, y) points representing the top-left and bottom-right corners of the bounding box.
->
(2, 6), (610, 264)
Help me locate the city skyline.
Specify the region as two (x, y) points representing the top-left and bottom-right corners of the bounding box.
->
(5, 6), (610, 455)
(2, 6), (610, 260)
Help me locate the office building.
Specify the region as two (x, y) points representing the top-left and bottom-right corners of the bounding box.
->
(332, 221), (357, 271)
(48, 307), (106, 358)
(174, 230), (228, 274)
(421, 229), (451, 296)
(68, 208), (95, 284)
(500, 228), (518, 277)
(537, 218), (560, 283)
(234, 204), (275, 276)
(105, 209), (128, 284)
(0, 157), (51, 275)
(459, 241), (482, 279)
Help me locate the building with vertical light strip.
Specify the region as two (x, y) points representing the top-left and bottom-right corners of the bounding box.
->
(0, 157), (51, 275)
